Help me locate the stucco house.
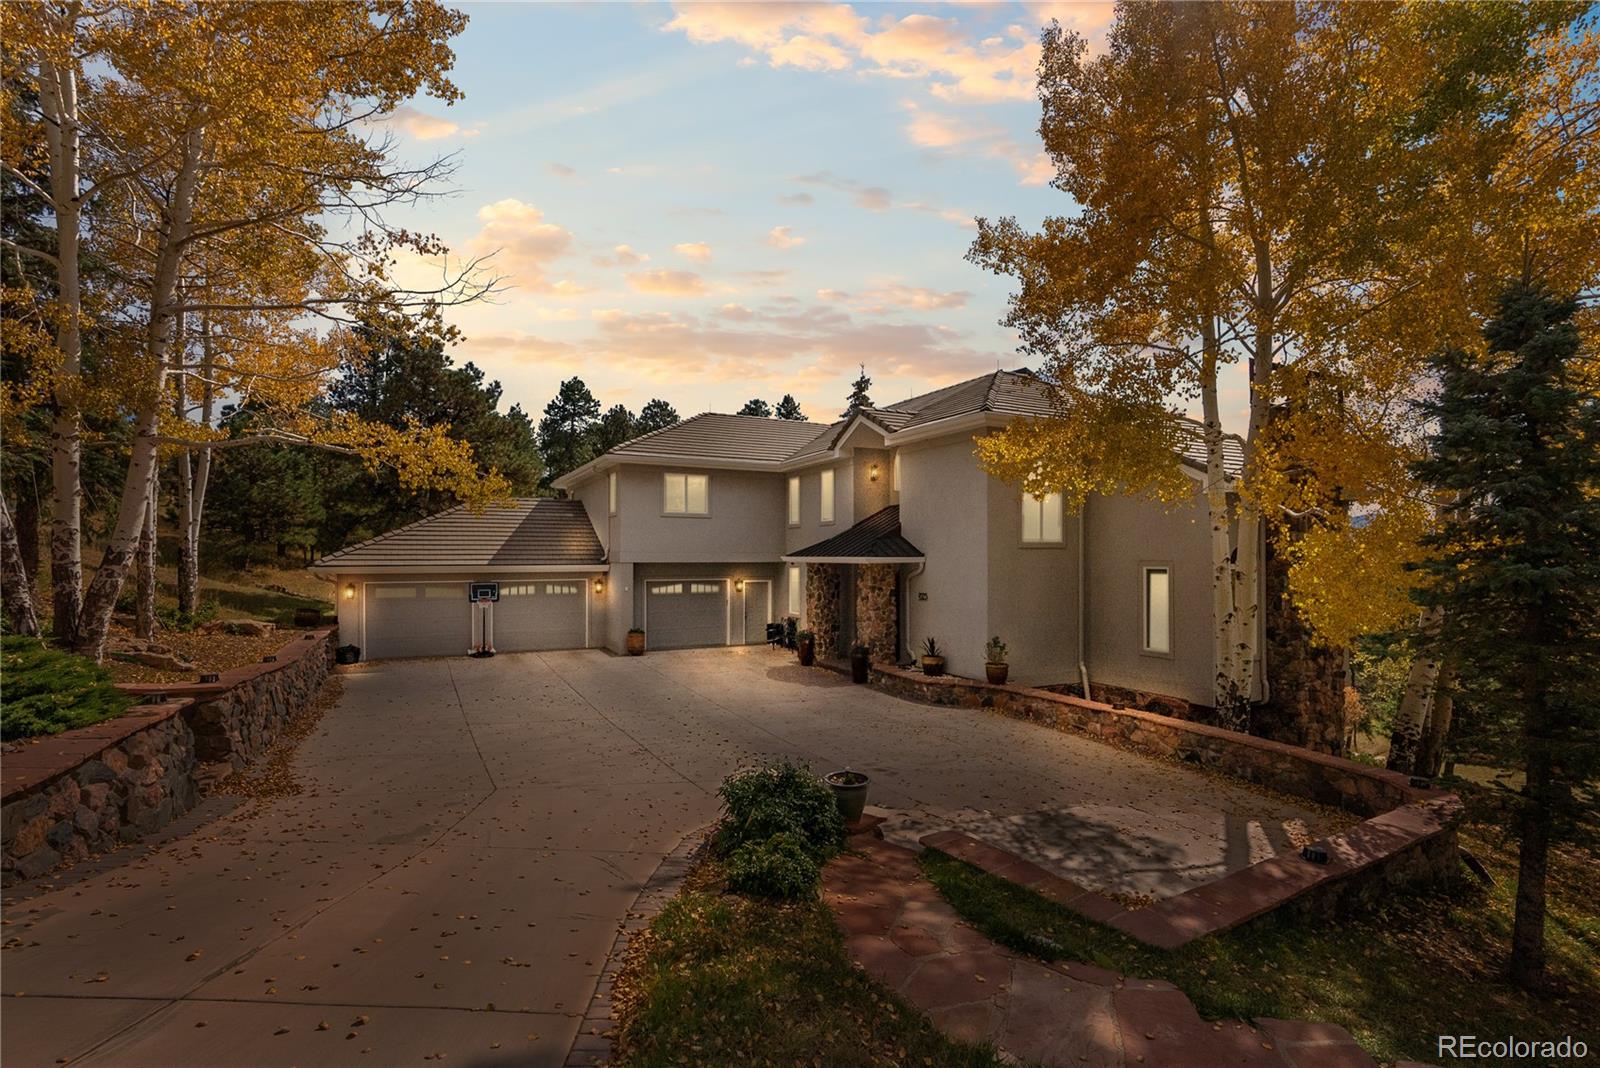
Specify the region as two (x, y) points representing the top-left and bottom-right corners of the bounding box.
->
(315, 369), (1246, 711)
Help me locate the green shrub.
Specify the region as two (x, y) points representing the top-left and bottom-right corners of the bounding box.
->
(724, 831), (822, 900)
(715, 758), (845, 862)
(158, 598), (219, 632)
(0, 636), (134, 740)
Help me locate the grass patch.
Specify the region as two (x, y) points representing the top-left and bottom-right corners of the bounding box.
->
(921, 819), (1598, 1066)
(1, 636), (133, 740)
(612, 853), (1002, 1068)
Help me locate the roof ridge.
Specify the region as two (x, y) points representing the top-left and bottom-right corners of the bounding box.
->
(612, 412), (714, 453)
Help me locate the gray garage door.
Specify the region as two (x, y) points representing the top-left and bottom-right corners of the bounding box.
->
(646, 580), (727, 649)
(494, 581), (587, 652)
(365, 582), (469, 660)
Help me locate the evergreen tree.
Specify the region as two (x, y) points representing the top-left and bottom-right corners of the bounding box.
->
(637, 398), (681, 433)
(737, 398), (772, 417)
(774, 394), (806, 421)
(537, 377), (601, 486)
(206, 411), (328, 568)
(842, 365), (873, 417)
(589, 404), (638, 454)
(1411, 282), (1600, 990)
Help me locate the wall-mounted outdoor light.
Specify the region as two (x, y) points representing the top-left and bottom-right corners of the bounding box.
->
(868, 462), (881, 481)
(593, 577), (605, 594)
(735, 579), (745, 592)
(343, 583), (356, 600)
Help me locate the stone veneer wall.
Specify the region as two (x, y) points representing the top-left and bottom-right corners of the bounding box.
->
(805, 563), (842, 658)
(854, 563), (897, 664)
(1, 630), (334, 887)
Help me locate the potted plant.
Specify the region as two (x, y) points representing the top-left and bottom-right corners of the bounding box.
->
(919, 637), (945, 676)
(849, 643), (871, 684)
(626, 628), (646, 656)
(795, 629), (816, 666)
(824, 768), (870, 823)
(984, 635), (1009, 685)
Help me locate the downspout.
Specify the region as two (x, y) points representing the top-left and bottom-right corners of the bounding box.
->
(1078, 507), (1092, 701)
(903, 560), (926, 665)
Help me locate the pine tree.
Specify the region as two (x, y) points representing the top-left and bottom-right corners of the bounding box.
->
(1411, 282), (1600, 990)
(842, 366), (873, 417)
(537, 377), (601, 486)
(589, 404), (638, 454)
(637, 398), (680, 433)
(774, 394), (806, 421)
(737, 398), (772, 417)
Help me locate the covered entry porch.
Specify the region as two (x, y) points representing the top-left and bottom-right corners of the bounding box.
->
(783, 505), (924, 664)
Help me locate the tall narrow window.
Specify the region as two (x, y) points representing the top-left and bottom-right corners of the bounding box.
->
(1021, 492), (1064, 543)
(787, 564), (802, 615)
(892, 452), (901, 492)
(1143, 566), (1171, 654)
(820, 469), (835, 524)
(787, 475), (800, 525)
(608, 471), (618, 515)
(663, 472), (709, 515)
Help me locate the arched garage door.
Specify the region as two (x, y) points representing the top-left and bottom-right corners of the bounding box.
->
(646, 580), (727, 649)
(495, 581), (587, 651)
(365, 583), (469, 659)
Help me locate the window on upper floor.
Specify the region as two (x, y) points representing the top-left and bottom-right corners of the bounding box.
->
(1143, 566), (1171, 655)
(820, 469), (836, 524)
(788, 475), (800, 526)
(663, 472), (709, 515)
(787, 564), (802, 616)
(608, 471), (618, 515)
(1021, 491), (1064, 544)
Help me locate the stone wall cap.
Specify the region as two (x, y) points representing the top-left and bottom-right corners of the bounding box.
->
(2, 699), (191, 803)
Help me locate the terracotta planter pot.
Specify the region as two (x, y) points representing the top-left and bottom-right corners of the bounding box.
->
(626, 631), (646, 656)
(985, 662), (1009, 685)
(850, 652), (870, 684)
(825, 770), (870, 823)
(797, 639), (815, 666)
(920, 655), (945, 676)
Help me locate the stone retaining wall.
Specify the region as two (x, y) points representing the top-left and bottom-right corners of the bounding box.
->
(869, 662), (1462, 942)
(1, 629), (334, 888)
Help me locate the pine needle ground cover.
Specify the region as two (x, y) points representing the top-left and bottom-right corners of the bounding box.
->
(610, 853), (1002, 1068)
(921, 807), (1597, 1067)
(0, 636), (133, 740)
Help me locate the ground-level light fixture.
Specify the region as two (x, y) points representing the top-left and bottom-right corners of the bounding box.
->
(343, 583), (356, 600)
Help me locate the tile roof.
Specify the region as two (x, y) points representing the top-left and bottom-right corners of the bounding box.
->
(311, 499), (604, 570)
(785, 506), (923, 561)
(609, 412), (830, 463)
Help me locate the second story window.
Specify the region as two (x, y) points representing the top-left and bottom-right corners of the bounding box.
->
(608, 471), (618, 515)
(663, 472), (709, 515)
(788, 476), (800, 526)
(820, 468), (835, 524)
(1021, 492), (1064, 544)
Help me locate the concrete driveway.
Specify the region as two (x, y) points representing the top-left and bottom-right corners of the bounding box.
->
(2, 646), (1338, 1067)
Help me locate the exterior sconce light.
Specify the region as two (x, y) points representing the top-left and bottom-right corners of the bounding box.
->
(343, 583), (355, 600)
(869, 463), (881, 481)
(593, 577), (605, 594)
(735, 579), (745, 592)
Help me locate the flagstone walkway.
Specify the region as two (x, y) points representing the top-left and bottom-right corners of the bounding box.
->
(823, 827), (1392, 1068)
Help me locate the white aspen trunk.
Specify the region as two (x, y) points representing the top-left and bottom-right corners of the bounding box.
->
(38, 33), (85, 643)
(1198, 320), (1248, 728)
(176, 309), (213, 616)
(1387, 608), (1444, 774)
(134, 477), (158, 638)
(76, 128), (203, 659)
(1416, 662), (1455, 779)
(1, 495), (42, 637)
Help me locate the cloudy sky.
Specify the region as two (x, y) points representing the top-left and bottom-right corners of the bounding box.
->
(380, 1), (1120, 424)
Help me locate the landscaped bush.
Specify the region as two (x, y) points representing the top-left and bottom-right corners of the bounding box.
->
(724, 831), (822, 900)
(715, 758), (845, 862)
(0, 636), (134, 740)
(158, 598), (219, 632)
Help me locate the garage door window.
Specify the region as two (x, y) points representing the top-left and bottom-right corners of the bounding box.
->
(653, 582), (683, 595)
(546, 583), (580, 594)
(502, 584), (533, 596)
(373, 586), (416, 599)
(689, 582), (721, 594)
